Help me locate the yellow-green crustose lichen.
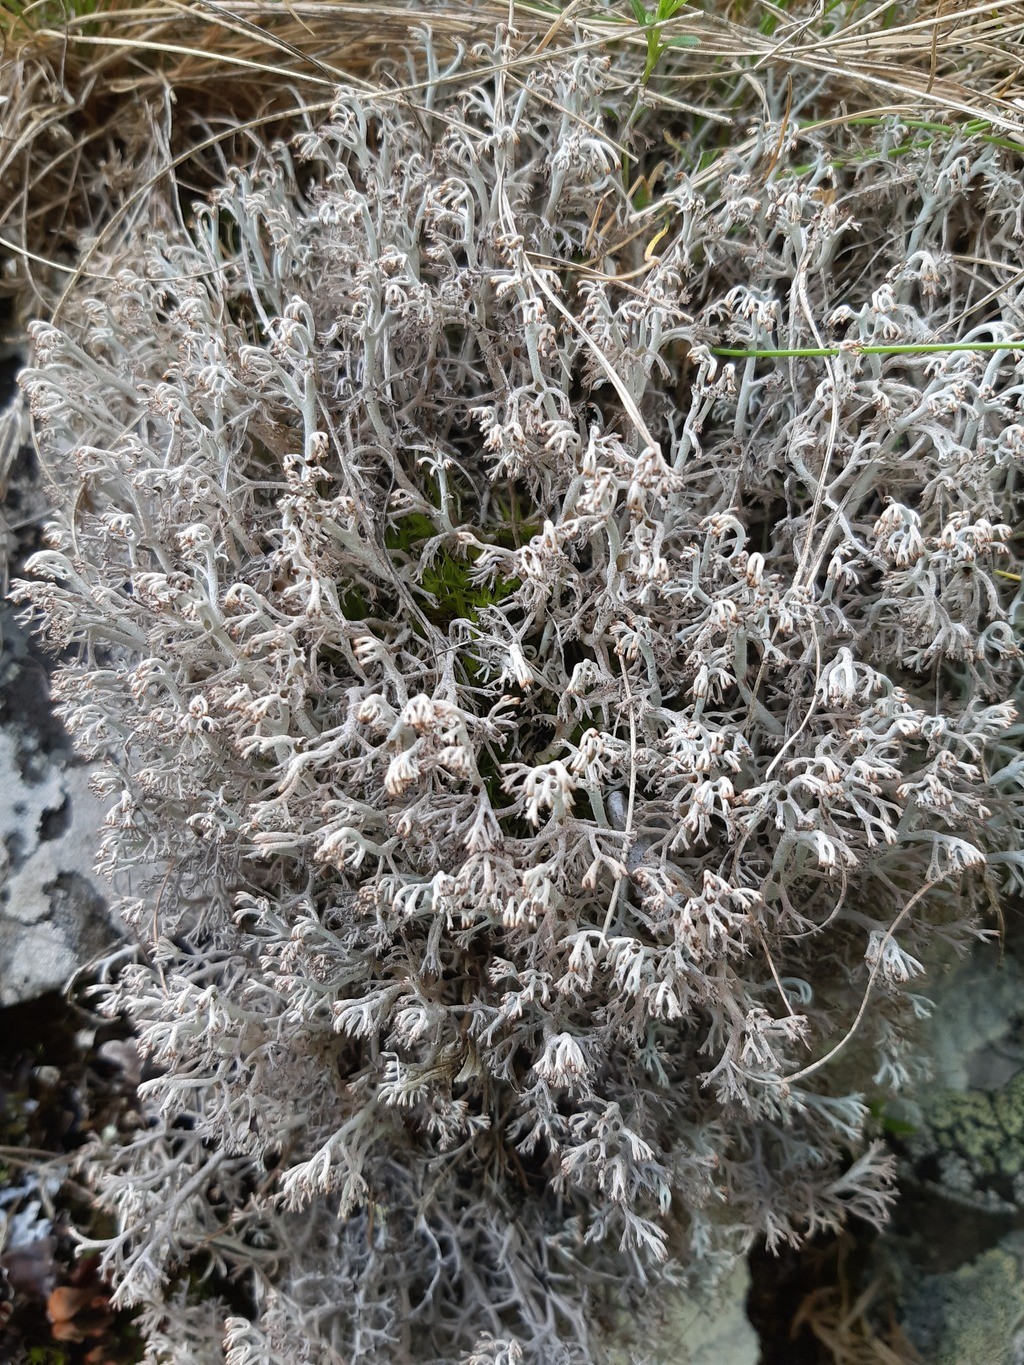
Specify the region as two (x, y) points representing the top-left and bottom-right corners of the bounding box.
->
(910, 1074), (1024, 1210)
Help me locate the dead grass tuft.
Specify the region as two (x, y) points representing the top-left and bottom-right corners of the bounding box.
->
(2, 0), (1023, 322)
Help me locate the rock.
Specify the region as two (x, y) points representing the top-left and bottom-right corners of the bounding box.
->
(901, 1241), (1024, 1365)
(0, 382), (121, 1006)
(608, 1257), (759, 1365)
(868, 936), (1024, 1358)
(919, 939), (1024, 1094)
(0, 607), (118, 1006)
(890, 937), (1024, 1215)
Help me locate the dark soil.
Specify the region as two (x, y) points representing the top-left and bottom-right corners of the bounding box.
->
(0, 994), (144, 1364)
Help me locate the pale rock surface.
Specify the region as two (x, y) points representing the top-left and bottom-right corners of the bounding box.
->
(610, 1258), (759, 1365)
(0, 614), (118, 1005)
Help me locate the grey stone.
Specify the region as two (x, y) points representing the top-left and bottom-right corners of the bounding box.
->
(608, 1257), (759, 1365)
(0, 680), (119, 1006)
(902, 1242), (1024, 1365)
(890, 939), (1024, 1215)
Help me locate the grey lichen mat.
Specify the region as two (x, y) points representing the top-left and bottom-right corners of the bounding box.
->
(13, 15), (1024, 1364)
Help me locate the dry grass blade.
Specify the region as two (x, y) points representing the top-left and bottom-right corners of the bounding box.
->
(792, 1277), (925, 1364)
(1, 0), (1022, 318)
(662, 1), (1024, 132)
(0, 2), (583, 310)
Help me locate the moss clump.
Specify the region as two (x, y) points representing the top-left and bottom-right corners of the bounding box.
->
(385, 513), (524, 630)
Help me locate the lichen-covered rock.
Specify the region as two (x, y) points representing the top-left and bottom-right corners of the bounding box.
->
(907, 1075), (1024, 1211)
(902, 1243), (1024, 1365)
(891, 940), (1024, 1213)
(0, 617), (117, 1006)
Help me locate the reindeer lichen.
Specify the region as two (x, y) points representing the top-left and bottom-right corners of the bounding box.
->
(13, 19), (1024, 1364)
